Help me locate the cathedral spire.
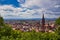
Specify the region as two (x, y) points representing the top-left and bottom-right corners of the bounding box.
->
(41, 14), (45, 31)
(42, 14), (45, 25)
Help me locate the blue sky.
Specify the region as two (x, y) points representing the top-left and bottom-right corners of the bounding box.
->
(0, 0), (60, 19)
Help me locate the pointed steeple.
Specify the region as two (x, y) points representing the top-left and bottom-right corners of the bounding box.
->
(41, 14), (45, 31)
(42, 14), (45, 25)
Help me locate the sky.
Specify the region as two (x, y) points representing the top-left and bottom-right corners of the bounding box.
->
(0, 0), (60, 19)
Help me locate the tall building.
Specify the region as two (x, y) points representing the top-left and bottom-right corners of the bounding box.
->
(41, 14), (45, 31)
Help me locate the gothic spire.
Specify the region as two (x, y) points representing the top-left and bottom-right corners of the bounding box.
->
(41, 14), (45, 31)
(42, 14), (45, 25)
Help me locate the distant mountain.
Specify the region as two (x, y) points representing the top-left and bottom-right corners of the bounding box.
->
(4, 18), (57, 21)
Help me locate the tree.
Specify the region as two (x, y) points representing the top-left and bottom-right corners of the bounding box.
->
(0, 15), (4, 26)
(55, 17), (60, 25)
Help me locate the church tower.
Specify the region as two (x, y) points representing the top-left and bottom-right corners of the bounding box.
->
(41, 14), (45, 31)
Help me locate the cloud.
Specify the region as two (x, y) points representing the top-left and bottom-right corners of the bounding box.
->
(17, 0), (25, 4)
(54, 5), (60, 8)
(0, 5), (40, 19)
(20, 0), (57, 9)
(0, 5), (60, 19)
(19, 0), (60, 18)
(0, 0), (60, 19)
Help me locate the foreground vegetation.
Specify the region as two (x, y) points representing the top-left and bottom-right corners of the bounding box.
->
(0, 17), (60, 40)
(0, 26), (60, 40)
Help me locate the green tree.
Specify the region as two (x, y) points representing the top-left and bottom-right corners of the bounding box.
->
(0, 15), (4, 26)
(55, 17), (60, 25)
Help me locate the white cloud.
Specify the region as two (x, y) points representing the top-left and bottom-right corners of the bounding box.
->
(20, 0), (57, 9)
(0, 5), (39, 19)
(54, 5), (60, 8)
(19, 0), (60, 18)
(0, 0), (60, 19)
(17, 0), (25, 4)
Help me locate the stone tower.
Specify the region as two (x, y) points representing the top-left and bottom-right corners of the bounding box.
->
(41, 14), (45, 31)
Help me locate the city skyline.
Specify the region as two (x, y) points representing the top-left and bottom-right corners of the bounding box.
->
(0, 0), (60, 19)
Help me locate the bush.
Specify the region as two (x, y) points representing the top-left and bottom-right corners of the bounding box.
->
(0, 23), (60, 40)
(55, 17), (60, 25)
